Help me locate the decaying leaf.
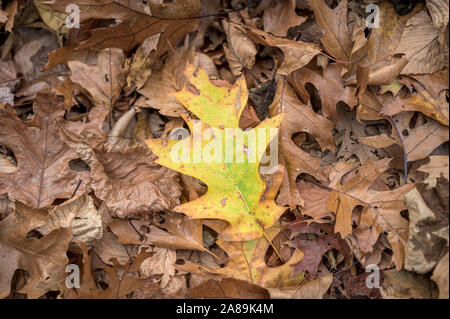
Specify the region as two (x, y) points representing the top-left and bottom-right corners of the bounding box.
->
(327, 159), (414, 269)
(396, 10), (448, 75)
(267, 274), (332, 299)
(404, 183), (449, 274)
(263, 0), (306, 37)
(431, 252), (449, 299)
(0, 93), (90, 208)
(235, 23), (322, 75)
(269, 77), (331, 208)
(418, 155), (449, 188)
(380, 269), (438, 299)
(0, 203), (72, 298)
(60, 241), (152, 299)
(1, 0), (448, 301)
(47, 0), (200, 53)
(68, 48), (125, 109)
(309, 0), (353, 62)
(286, 217), (352, 275)
(37, 194), (102, 245)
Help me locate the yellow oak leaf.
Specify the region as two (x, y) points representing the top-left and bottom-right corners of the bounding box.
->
(145, 64), (285, 241)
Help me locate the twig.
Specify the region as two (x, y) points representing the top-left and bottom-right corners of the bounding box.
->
(70, 179), (82, 199)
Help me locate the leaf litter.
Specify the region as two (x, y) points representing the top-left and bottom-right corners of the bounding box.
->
(0, 0), (448, 299)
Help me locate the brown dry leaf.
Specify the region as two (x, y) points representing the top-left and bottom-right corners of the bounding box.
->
(58, 134), (181, 218)
(347, 1), (420, 86)
(296, 180), (334, 220)
(380, 269), (438, 299)
(263, 0), (306, 37)
(269, 77), (331, 208)
(108, 214), (208, 252)
(0, 93), (90, 208)
(0, 153), (16, 173)
(431, 252), (449, 299)
(382, 75), (449, 126)
(0, 202), (72, 298)
(61, 241), (152, 299)
(222, 16), (258, 76)
(189, 278), (270, 298)
(123, 33), (160, 91)
(137, 44), (218, 117)
(68, 48), (125, 109)
(2, 0), (17, 32)
(309, 0), (353, 62)
(92, 231), (130, 266)
(396, 10), (448, 75)
(335, 106), (392, 163)
(47, 0), (200, 53)
(327, 159), (414, 269)
(418, 155), (449, 188)
(140, 247), (176, 289)
(286, 217), (352, 275)
(0, 10), (8, 24)
(267, 274), (332, 299)
(235, 23), (321, 75)
(402, 119), (449, 162)
(404, 186), (449, 274)
(289, 64), (357, 121)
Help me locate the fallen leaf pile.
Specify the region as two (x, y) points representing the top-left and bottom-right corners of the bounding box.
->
(0, 0), (448, 299)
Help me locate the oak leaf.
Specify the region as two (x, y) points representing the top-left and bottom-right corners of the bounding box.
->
(146, 65), (286, 241)
(382, 74), (449, 126)
(137, 44), (219, 117)
(417, 155), (449, 188)
(68, 48), (125, 109)
(47, 0), (200, 53)
(60, 241), (152, 299)
(289, 64), (357, 121)
(0, 93), (90, 208)
(263, 0), (306, 37)
(309, 0), (353, 62)
(0, 202), (72, 298)
(108, 213), (209, 253)
(37, 194), (102, 245)
(286, 217), (352, 275)
(404, 185), (448, 274)
(269, 77), (331, 208)
(222, 15), (258, 76)
(326, 159), (414, 269)
(396, 10), (448, 75)
(235, 23), (321, 75)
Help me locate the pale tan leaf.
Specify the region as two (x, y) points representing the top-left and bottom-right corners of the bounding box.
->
(37, 194), (102, 245)
(263, 0), (306, 37)
(397, 10), (448, 75)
